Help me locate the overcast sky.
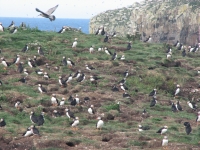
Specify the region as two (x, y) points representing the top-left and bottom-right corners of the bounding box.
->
(0, 0), (143, 19)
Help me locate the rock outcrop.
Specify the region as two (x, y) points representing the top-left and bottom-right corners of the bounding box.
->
(89, 0), (200, 45)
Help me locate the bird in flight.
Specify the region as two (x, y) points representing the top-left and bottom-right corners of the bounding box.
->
(36, 5), (59, 21)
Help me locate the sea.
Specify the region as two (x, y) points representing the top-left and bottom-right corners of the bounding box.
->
(0, 17), (90, 34)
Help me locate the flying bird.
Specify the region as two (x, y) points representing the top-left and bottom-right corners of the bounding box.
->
(36, 5), (59, 21)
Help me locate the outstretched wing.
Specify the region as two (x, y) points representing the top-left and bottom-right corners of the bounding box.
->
(45, 5), (59, 15)
(36, 8), (47, 15)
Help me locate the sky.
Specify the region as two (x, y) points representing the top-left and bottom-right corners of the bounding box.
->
(0, 0), (143, 19)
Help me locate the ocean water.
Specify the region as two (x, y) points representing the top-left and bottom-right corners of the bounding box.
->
(0, 17), (90, 34)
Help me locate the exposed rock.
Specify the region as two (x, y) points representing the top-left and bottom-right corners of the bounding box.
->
(90, 0), (200, 45)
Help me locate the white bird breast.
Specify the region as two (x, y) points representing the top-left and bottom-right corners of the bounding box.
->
(162, 139), (168, 146)
(161, 129), (167, 134)
(72, 120), (79, 127)
(24, 130), (33, 137)
(88, 108), (93, 114)
(97, 120), (104, 128)
(38, 87), (43, 93)
(2, 61), (7, 67)
(72, 41), (77, 48)
(51, 97), (57, 103)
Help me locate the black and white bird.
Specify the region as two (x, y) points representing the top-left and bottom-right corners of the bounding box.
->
(38, 84), (47, 93)
(111, 52), (117, 60)
(21, 44), (29, 52)
(123, 70), (129, 78)
(18, 76), (26, 83)
(174, 40), (180, 47)
(13, 55), (20, 64)
(24, 69), (29, 76)
(58, 26), (67, 33)
(52, 110), (61, 118)
(66, 74), (73, 84)
(72, 38), (78, 49)
(71, 117), (79, 130)
(10, 27), (17, 34)
(35, 68), (44, 75)
(119, 55), (125, 60)
(28, 58), (36, 68)
(0, 22), (4, 32)
(1, 57), (11, 69)
(23, 126), (33, 137)
(8, 21), (15, 29)
(36, 4), (58, 21)
(127, 41), (132, 50)
(59, 97), (65, 106)
(123, 92), (131, 99)
(62, 56), (67, 66)
(85, 64), (95, 71)
(138, 124), (150, 132)
(73, 70), (81, 79)
(196, 111), (200, 126)
(31, 125), (40, 135)
(166, 52), (172, 59)
(0, 118), (6, 127)
(17, 62), (24, 73)
(156, 126), (168, 134)
(43, 72), (50, 80)
(58, 76), (67, 87)
(30, 111), (38, 124)
(149, 89), (157, 97)
(118, 78), (126, 84)
(104, 47), (112, 55)
(162, 136), (168, 148)
(187, 101), (197, 110)
(96, 117), (104, 130)
(171, 102), (177, 112)
(89, 46), (94, 53)
(111, 85), (119, 92)
(182, 49), (186, 57)
(15, 101), (21, 109)
(174, 84), (180, 97)
(175, 101), (183, 111)
(104, 35), (109, 43)
(184, 122), (192, 135)
(120, 83), (128, 91)
(67, 58), (75, 68)
(51, 94), (59, 106)
(150, 96), (157, 107)
(37, 46), (44, 56)
(65, 108), (75, 120)
(88, 105), (95, 115)
(144, 36), (152, 43)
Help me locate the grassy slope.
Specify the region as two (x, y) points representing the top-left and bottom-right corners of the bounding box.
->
(0, 27), (200, 149)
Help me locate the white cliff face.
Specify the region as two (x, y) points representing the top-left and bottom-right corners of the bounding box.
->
(89, 0), (200, 45)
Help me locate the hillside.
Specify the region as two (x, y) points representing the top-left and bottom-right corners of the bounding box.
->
(89, 0), (200, 45)
(0, 27), (200, 150)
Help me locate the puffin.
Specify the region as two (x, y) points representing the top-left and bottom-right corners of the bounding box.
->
(101, 27), (105, 35)
(31, 125), (40, 135)
(77, 73), (85, 82)
(174, 40), (180, 47)
(196, 111), (200, 126)
(10, 27), (17, 34)
(127, 41), (132, 50)
(187, 101), (197, 110)
(74, 94), (80, 105)
(171, 102), (177, 112)
(43, 72), (50, 80)
(104, 47), (112, 55)
(8, 21), (15, 29)
(23, 126), (33, 137)
(53, 110), (61, 118)
(0, 118), (6, 127)
(104, 35), (109, 43)
(144, 36), (152, 43)
(28, 58), (36, 68)
(51, 94), (59, 106)
(174, 84), (180, 97)
(89, 46), (94, 53)
(14, 101), (21, 110)
(30, 111), (38, 124)
(59, 97), (65, 106)
(66, 74), (73, 84)
(71, 117), (79, 130)
(67, 58), (75, 68)
(68, 95), (74, 102)
(166, 52), (172, 59)
(58, 76), (67, 87)
(156, 126), (168, 134)
(37, 112), (45, 126)
(73, 70), (81, 78)
(150, 96), (157, 107)
(62, 56), (67, 66)
(38, 46), (44, 56)
(119, 55), (125, 60)
(38, 84), (47, 93)
(24, 69), (29, 76)
(138, 124), (150, 132)
(18, 76), (26, 83)
(111, 85), (119, 92)
(111, 52), (117, 60)
(118, 78), (126, 84)
(123, 92), (131, 99)
(96, 117), (104, 130)
(184, 122), (192, 135)
(65, 108), (75, 120)
(58, 26), (66, 33)
(88, 105), (95, 115)
(162, 136), (168, 148)
(182, 49), (186, 57)
(0, 22), (4, 32)
(35, 68), (44, 75)
(17, 62), (24, 73)
(1, 57), (11, 69)
(120, 83), (128, 91)
(123, 70), (129, 78)
(21, 44), (29, 52)
(95, 27), (100, 35)
(149, 89), (157, 97)
(72, 38), (78, 49)
(175, 101), (183, 111)
(13, 54), (20, 64)
(85, 64), (95, 71)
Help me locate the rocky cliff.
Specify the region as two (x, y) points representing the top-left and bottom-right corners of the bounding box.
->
(89, 0), (200, 45)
